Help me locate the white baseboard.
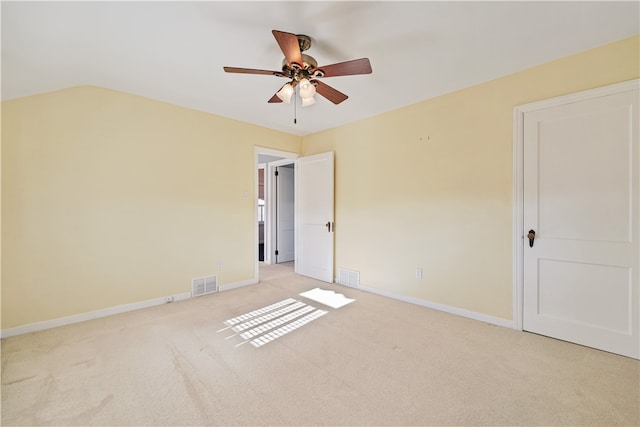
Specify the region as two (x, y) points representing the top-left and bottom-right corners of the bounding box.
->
(2, 277), (514, 339)
(335, 279), (516, 329)
(1, 277), (259, 339)
(219, 278), (258, 292)
(0, 291), (191, 339)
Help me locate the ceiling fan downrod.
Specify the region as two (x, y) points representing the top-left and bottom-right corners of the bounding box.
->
(296, 34), (311, 52)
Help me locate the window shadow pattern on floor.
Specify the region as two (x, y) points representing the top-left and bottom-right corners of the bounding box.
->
(219, 298), (327, 348)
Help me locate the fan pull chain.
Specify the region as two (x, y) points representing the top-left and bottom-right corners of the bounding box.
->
(293, 86), (297, 124)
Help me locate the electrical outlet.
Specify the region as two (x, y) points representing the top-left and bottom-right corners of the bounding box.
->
(217, 262), (223, 271)
(415, 268), (422, 279)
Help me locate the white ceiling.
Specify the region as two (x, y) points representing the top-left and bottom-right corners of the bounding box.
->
(2, 1), (638, 136)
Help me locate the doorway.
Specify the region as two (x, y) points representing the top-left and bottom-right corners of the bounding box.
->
(255, 147), (298, 277)
(254, 148), (336, 284)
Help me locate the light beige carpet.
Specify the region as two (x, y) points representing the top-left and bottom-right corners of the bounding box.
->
(2, 262), (639, 426)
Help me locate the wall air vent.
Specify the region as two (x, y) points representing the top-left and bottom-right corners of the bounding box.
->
(191, 275), (218, 297)
(338, 268), (360, 288)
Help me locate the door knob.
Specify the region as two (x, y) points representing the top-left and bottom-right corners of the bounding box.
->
(527, 230), (536, 247)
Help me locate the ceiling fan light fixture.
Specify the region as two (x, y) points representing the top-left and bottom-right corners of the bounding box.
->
(298, 78), (316, 99)
(276, 83), (294, 103)
(301, 97), (316, 107)
(224, 30), (373, 109)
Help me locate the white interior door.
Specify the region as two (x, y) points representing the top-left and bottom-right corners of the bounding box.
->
(295, 151), (334, 283)
(275, 165), (295, 263)
(523, 84), (639, 359)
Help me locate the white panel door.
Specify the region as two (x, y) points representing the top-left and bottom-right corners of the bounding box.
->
(523, 86), (639, 358)
(295, 152), (334, 283)
(275, 165), (295, 263)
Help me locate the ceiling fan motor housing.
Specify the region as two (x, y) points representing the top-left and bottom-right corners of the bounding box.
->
(281, 54), (318, 72)
(279, 34), (323, 83)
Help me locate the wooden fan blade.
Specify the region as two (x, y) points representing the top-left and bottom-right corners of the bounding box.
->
(268, 93), (283, 103)
(313, 80), (348, 105)
(312, 58), (372, 77)
(223, 67), (283, 76)
(272, 30), (303, 67)
(268, 84), (287, 103)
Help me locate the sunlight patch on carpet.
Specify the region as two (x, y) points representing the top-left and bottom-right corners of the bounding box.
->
(223, 298), (297, 326)
(249, 309), (327, 347)
(299, 288), (355, 309)
(220, 298), (327, 348)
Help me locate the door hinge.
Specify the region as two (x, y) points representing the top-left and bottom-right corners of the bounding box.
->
(275, 250), (279, 255)
(275, 170), (279, 176)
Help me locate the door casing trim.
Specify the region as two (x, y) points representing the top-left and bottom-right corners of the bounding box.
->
(512, 79), (639, 331)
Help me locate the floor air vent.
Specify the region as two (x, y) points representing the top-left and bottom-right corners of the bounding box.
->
(338, 268), (360, 287)
(192, 275), (218, 297)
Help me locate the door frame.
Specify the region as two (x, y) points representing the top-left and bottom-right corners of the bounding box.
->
(512, 79), (639, 331)
(254, 147), (298, 281)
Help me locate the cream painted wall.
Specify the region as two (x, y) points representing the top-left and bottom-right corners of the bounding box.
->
(2, 36), (638, 330)
(302, 35), (640, 321)
(1, 86), (301, 329)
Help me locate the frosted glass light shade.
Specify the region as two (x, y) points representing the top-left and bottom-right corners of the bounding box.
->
(301, 97), (316, 107)
(298, 78), (316, 99)
(276, 83), (294, 103)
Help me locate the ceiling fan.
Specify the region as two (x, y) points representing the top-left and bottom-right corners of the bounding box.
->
(223, 30), (372, 106)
